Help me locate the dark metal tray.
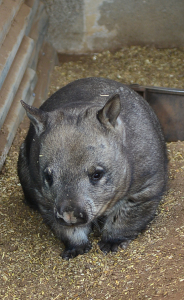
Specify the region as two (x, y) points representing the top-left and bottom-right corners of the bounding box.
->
(129, 84), (184, 142)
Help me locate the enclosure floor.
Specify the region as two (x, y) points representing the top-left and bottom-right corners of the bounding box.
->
(1, 47), (184, 300)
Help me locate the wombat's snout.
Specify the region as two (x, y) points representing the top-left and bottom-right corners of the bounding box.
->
(54, 204), (88, 226)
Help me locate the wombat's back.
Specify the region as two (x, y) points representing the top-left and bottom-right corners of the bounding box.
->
(40, 77), (124, 111)
(41, 76), (166, 159)
(40, 77), (163, 139)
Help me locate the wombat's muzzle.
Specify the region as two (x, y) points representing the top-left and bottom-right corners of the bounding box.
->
(54, 205), (88, 226)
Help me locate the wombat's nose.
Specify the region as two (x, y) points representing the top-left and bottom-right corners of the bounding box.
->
(54, 206), (88, 225)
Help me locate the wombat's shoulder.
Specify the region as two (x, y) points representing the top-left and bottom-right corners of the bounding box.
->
(40, 77), (127, 112)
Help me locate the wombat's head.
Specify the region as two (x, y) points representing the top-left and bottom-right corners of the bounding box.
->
(21, 94), (130, 227)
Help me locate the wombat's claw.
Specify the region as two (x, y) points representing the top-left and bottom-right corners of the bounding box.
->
(61, 244), (91, 260)
(119, 240), (131, 249)
(98, 241), (120, 253)
(98, 240), (131, 253)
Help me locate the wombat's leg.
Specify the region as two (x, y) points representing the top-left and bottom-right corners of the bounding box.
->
(99, 196), (160, 253)
(60, 225), (92, 259)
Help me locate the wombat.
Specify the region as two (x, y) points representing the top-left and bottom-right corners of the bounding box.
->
(18, 77), (167, 259)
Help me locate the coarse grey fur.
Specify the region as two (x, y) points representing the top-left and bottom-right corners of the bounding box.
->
(18, 77), (167, 259)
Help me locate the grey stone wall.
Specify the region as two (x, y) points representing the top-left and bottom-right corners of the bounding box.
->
(42, 0), (184, 53)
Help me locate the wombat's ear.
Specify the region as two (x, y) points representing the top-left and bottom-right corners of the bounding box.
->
(97, 94), (121, 128)
(21, 100), (48, 136)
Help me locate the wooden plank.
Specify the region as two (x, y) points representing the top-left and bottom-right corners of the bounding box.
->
(28, 4), (49, 70)
(0, 68), (37, 170)
(0, 36), (34, 130)
(25, 0), (41, 36)
(33, 42), (57, 107)
(0, 3), (31, 90)
(0, 0), (24, 48)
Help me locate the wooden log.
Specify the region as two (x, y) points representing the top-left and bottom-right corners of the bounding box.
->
(33, 42), (58, 107)
(25, 0), (41, 36)
(0, 36), (34, 129)
(0, 0), (24, 48)
(0, 3), (31, 90)
(28, 3), (49, 70)
(0, 68), (37, 170)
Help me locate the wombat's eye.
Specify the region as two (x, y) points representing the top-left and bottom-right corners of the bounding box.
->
(90, 168), (104, 183)
(44, 168), (53, 186)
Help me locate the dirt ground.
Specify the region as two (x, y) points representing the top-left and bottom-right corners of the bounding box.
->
(1, 47), (184, 299)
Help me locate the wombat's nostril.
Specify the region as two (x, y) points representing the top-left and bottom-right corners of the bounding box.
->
(54, 206), (88, 225)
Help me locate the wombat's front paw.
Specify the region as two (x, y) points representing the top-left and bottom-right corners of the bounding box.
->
(99, 239), (131, 253)
(61, 244), (91, 260)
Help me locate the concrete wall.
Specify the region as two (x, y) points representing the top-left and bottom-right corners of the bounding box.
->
(42, 0), (184, 53)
